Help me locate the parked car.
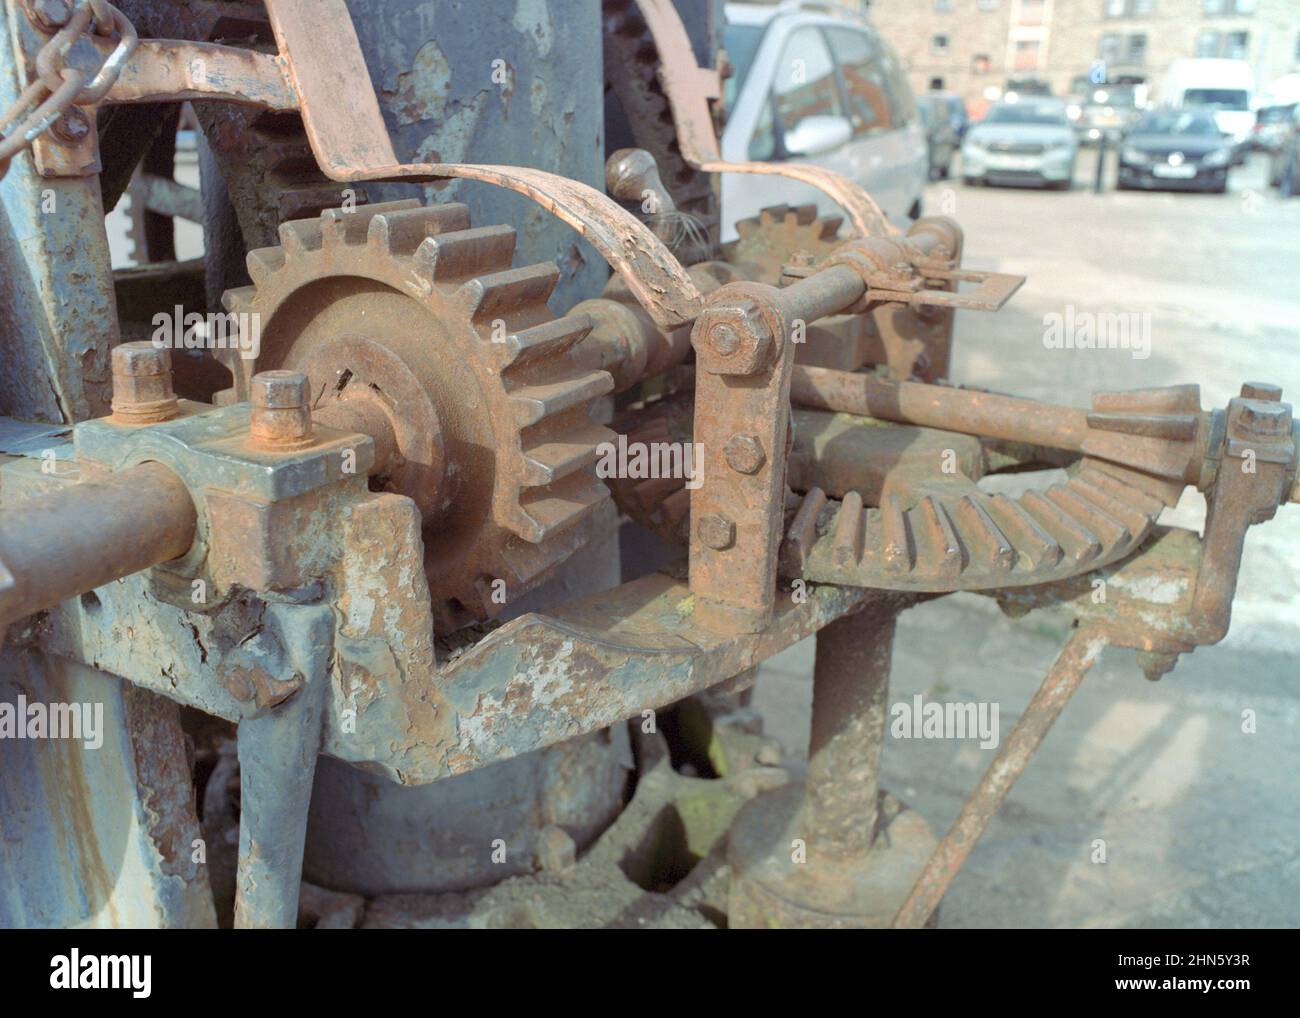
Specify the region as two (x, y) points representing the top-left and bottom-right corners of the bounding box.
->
(1076, 84), (1142, 146)
(1158, 58), (1254, 161)
(1253, 103), (1297, 154)
(719, 2), (927, 240)
(1117, 108), (1234, 194)
(916, 94), (960, 179)
(1267, 105), (1300, 196)
(960, 97), (1077, 189)
(1004, 76), (1052, 99)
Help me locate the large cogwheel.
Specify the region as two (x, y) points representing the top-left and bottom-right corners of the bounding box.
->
(218, 199), (615, 632)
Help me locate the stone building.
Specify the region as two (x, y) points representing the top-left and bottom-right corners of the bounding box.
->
(864, 0), (1300, 110)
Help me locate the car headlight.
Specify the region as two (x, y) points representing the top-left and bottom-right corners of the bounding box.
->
(1121, 146), (1148, 163)
(1201, 147), (1232, 168)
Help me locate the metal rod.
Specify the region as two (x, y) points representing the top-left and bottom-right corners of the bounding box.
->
(791, 365), (1091, 453)
(892, 627), (1108, 928)
(805, 606), (899, 858)
(0, 461), (196, 627)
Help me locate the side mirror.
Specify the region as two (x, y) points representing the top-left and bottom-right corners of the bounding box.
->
(785, 115), (853, 157)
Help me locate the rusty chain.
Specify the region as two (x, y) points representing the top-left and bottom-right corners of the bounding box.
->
(0, 1), (137, 180)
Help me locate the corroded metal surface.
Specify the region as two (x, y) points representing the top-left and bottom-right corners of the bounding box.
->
(264, 0), (704, 331)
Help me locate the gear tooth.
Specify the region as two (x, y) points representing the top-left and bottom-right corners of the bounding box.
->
(320, 198), (422, 248)
(277, 217), (324, 254)
(457, 262), (559, 321)
(510, 370), (614, 427)
(790, 204), (818, 225)
(369, 203), (473, 255)
(759, 204), (790, 225)
(245, 246), (287, 285)
(817, 215), (844, 240)
(499, 314), (593, 370)
(414, 225), (517, 285)
(734, 216), (760, 238)
(520, 421), (613, 486)
(784, 487), (828, 569)
(222, 285), (258, 314)
(510, 473), (610, 543)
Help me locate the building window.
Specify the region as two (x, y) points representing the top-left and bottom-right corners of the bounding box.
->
(932, 34), (950, 56)
(1104, 0), (1153, 16)
(976, 0), (1000, 11)
(1196, 29), (1250, 59)
(971, 53), (991, 74)
(1013, 39), (1040, 71)
(1019, 0), (1046, 26)
(1099, 33), (1147, 65)
(934, 0), (954, 11)
(1203, 0), (1256, 14)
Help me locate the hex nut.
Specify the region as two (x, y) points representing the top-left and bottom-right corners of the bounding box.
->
(111, 341), (178, 423)
(692, 298), (775, 376)
(697, 513), (736, 550)
(725, 434), (766, 475)
(250, 370), (313, 447)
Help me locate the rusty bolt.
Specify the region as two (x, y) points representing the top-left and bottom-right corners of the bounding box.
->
(29, 0), (72, 30)
(1241, 382), (1282, 402)
(724, 434), (766, 475)
(697, 513), (736, 550)
(711, 323), (741, 357)
(111, 342), (179, 423)
(692, 298), (776, 376)
(250, 370), (313, 448)
(51, 107), (90, 146)
(1236, 399), (1290, 440)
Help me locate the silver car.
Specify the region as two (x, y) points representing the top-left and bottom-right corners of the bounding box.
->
(720, 2), (927, 240)
(961, 98), (1078, 189)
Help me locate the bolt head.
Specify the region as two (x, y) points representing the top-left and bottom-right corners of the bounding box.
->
(724, 434), (766, 475)
(31, 0), (71, 29)
(711, 323), (741, 357)
(252, 370), (310, 408)
(692, 298), (776, 376)
(51, 108), (90, 145)
(113, 341), (171, 378)
(697, 513), (736, 550)
(111, 342), (177, 421)
(250, 371), (313, 446)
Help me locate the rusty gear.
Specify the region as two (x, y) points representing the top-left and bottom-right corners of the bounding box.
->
(218, 199), (615, 632)
(724, 203), (846, 285)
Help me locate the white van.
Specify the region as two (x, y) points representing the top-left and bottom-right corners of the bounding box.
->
(1159, 58), (1255, 148)
(719, 2), (927, 241)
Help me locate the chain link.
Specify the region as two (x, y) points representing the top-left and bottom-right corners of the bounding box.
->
(0, 2), (138, 180)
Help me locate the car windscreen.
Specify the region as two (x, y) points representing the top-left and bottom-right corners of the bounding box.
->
(1258, 104), (1297, 124)
(983, 105), (1067, 126)
(1182, 88), (1249, 111)
(1134, 111), (1221, 136)
(723, 24), (765, 108)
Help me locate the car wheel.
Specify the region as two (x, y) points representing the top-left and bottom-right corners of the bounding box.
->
(963, 176), (979, 186)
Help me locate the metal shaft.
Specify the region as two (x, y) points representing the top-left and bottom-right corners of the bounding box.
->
(791, 365), (1091, 453)
(892, 627), (1107, 928)
(805, 606), (899, 858)
(0, 461), (196, 626)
